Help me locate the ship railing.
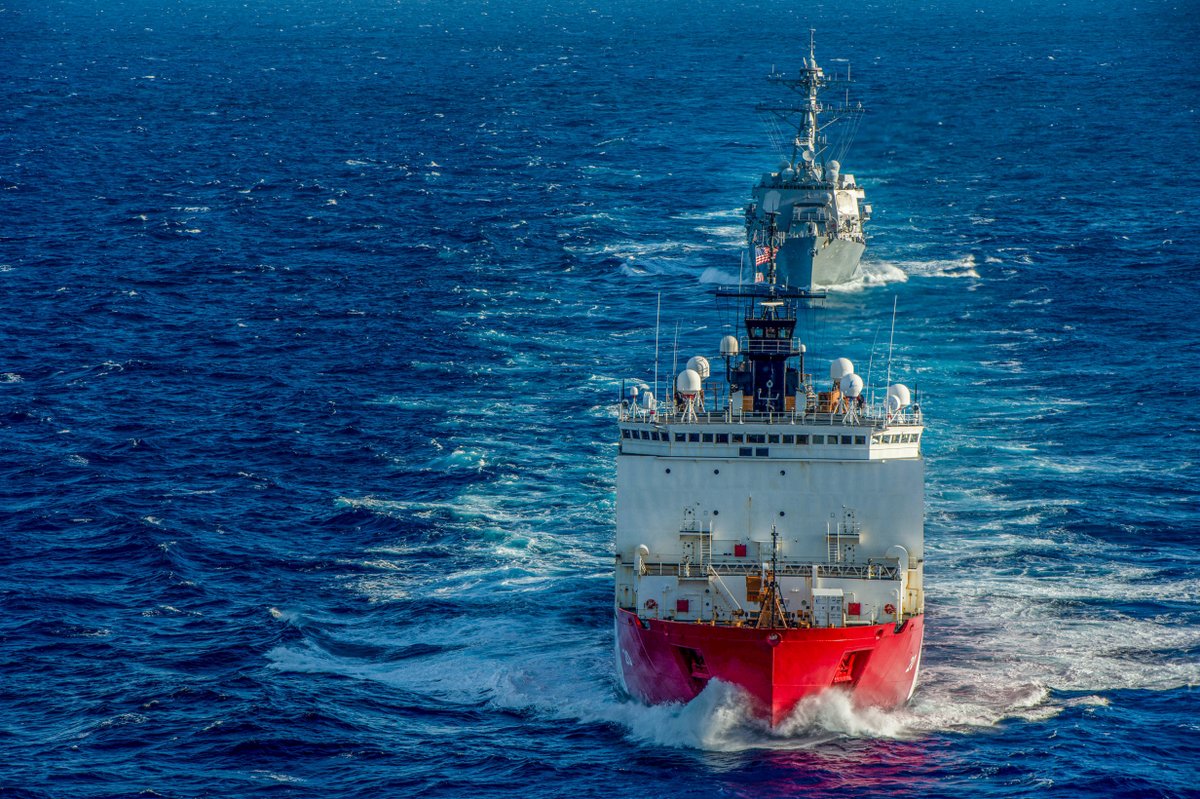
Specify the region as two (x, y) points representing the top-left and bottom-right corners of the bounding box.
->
(640, 560), (900, 581)
(743, 339), (803, 355)
(618, 405), (922, 428)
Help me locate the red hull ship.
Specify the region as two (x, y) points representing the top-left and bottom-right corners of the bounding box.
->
(616, 610), (924, 725)
(613, 99), (926, 721)
(613, 271), (927, 724)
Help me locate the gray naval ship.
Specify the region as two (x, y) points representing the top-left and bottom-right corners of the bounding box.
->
(745, 33), (871, 290)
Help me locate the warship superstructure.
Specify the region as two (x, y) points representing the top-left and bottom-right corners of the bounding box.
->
(745, 32), (871, 290)
(613, 254), (924, 724)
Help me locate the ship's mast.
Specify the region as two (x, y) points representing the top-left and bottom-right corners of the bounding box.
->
(757, 29), (862, 177)
(765, 211), (780, 286)
(797, 29), (820, 167)
(755, 527), (791, 629)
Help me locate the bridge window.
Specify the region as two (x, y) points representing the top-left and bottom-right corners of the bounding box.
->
(749, 434), (766, 444)
(739, 447), (753, 457)
(732, 433), (744, 444)
(855, 436), (866, 445)
(716, 433), (729, 443)
(702, 433), (713, 443)
(622, 429), (631, 439)
(755, 448), (769, 457)
(768, 434), (780, 444)
(841, 435), (852, 445)
(688, 433), (700, 443)
(782, 434), (794, 444)
(812, 435), (825, 444)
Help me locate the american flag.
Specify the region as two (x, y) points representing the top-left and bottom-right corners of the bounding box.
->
(755, 246), (776, 266)
(754, 271), (765, 283)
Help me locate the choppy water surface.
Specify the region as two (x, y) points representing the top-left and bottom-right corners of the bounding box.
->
(3, 0), (1198, 796)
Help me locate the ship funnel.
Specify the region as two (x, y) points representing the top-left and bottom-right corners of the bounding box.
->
(686, 356), (711, 380)
(720, 335), (739, 356)
(839, 373), (863, 398)
(830, 357), (854, 381)
(676, 369), (702, 396)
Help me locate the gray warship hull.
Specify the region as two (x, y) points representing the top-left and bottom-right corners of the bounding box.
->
(745, 36), (871, 292)
(774, 235), (864, 289)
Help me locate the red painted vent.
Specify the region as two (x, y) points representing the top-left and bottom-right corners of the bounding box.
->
(676, 599), (690, 613)
(847, 602), (862, 616)
(734, 544), (747, 557)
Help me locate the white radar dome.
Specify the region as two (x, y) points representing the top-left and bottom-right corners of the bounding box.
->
(840, 373), (863, 398)
(887, 383), (912, 408)
(676, 369), (702, 396)
(830, 357), (854, 381)
(686, 355), (711, 380)
(828, 160), (841, 174)
(720, 335), (739, 356)
(642, 390), (655, 409)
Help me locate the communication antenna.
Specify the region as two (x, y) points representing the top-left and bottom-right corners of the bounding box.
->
(885, 295), (898, 390)
(865, 321), (881, 404)
(654, 292), (662, 406)
(672, 321), (680, 394)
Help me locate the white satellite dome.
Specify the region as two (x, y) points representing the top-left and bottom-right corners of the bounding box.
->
(840, 373), (863, 398)
(720, 335), (739, 356)
(676, 369), (702, 396)
(830, 357), (854, 381)
(887, 383), (911, 408)
(686, 355), (711, 380)
(642, 390), (656, 409)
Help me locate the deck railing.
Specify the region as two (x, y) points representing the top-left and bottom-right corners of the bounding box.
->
(618, 405), (922, 428)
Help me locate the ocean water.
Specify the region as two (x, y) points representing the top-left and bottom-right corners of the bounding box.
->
(3, 0), (1199, 796)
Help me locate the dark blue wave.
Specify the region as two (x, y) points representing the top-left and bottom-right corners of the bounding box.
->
(2, 0), (1199, 797)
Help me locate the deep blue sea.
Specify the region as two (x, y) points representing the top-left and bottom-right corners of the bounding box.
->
(3, 0), (1199, 796)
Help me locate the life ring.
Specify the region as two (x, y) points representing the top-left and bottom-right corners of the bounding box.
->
(644, 598), (658, 610)
(883, 603), (896, 615)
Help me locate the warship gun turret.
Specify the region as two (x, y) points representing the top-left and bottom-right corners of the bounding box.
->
(746, 32), (872, 290)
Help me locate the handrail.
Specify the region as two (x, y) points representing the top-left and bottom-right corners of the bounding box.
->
(640, 559), (900, 581)
(618, 405), (923, 428)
